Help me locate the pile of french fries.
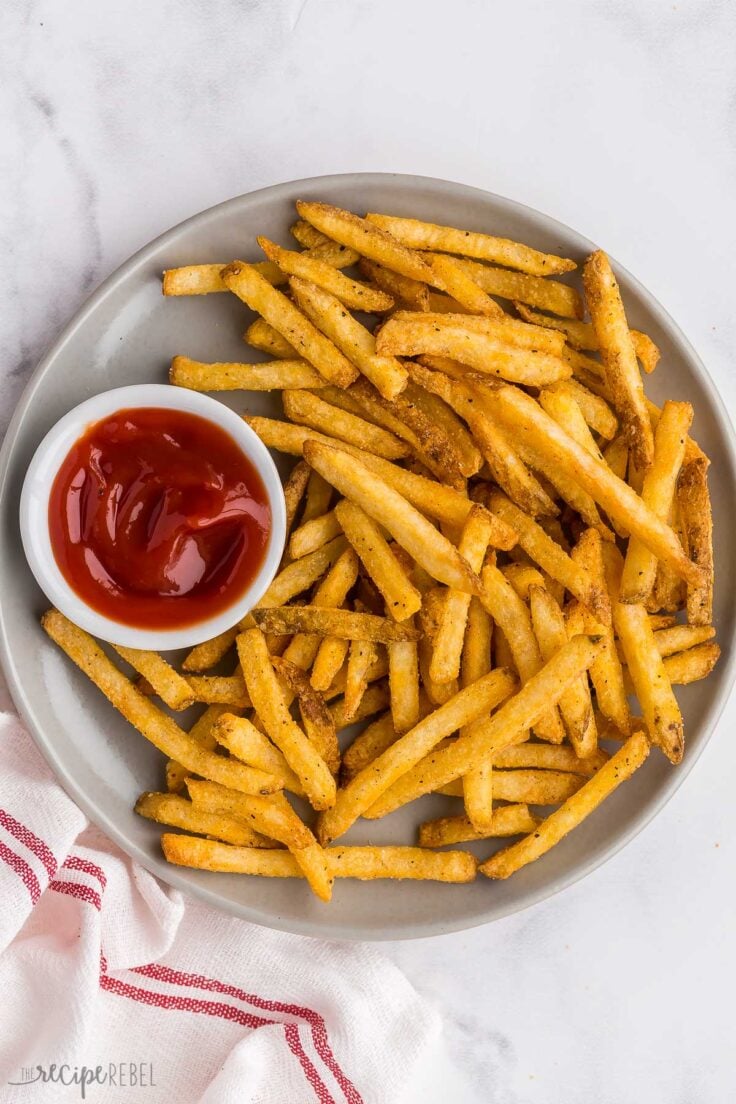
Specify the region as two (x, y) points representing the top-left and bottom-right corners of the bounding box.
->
(43, 200), (719, 902)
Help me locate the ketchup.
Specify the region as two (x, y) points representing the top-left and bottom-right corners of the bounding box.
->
(48, 407), (271, 629)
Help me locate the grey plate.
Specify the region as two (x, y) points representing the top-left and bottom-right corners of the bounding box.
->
(1, 173), (735, 941)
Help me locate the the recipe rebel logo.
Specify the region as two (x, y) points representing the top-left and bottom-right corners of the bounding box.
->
(7, 1062), (157, 1098)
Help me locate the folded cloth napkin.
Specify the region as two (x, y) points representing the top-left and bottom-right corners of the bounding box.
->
(0, 713), (439, 1104)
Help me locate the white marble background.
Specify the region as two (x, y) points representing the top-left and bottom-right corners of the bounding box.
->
(3, 1), (736, 1101)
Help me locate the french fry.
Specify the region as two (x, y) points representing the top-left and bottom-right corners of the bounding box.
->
(620, 400), (693, 603)
(42, 611), (281, 795)
(539, 383), (605, 461)
(419, 805), (540, 846)
(297, 201), (435, 282)
(288, 509), (342, 560)
(311, 635), (350, 693)
(486, 769), (583, 804)
(213, 713), (304, 795)
(603, 542), (683, 763)
(342, 638), (378, 724)
(237, 628), (336, 809)
(341, 712), (397, 783)
(492, 743), (608, 775)
(135, 792), (276, 848)
(166, 703), (233, 793)
(282, 549), (360, 674)
(188, 781), (333, 901)
(162, 835), (477, 883)
(328, 681), (390, 729)
(289, 277), (409, 400)
(254, 605), (419, 643)
(271, 657), (340, 775)
(365, 213), (576, 276)
(677, 458), (714, 625)
(358, 258), (430, 311)
(376, 316), (571, 387)
(515, 303), (660, 372)
(221, 262), (358, 388)
(163, 261), (280, 295)
(485, 386), (703, 587)
(388, 631), (421, 734)
(244, 318), (300, 360)
(554, 379), (618, 440)
(501, 563), (545, 601)
(334, 499), (421, 621)
(282, 460), (312, 540)
(603, 434), (629, 489)
(437, 259), (583, 318)
(317, 668), (518, 844)
(365, 635), (604, 818)
(418, 587), (459, 705)
(529, 586), (597, 758)
(303, 441), (483, 594)
(112, 646), (194, 711)
(616, 623), (715, 663)
(389, 310), (566, 354)
(481, 732), (650, 878)
(170, 355), (325, 393)
(185, 673), (249, 707)
(258, 237), (394, 312)
(423, 253), (504, 317)
(282, 389), (409, 460)
(401, 381), (484, 478)
(300, 470), (333, 523)
(655, 642), (720, 686)
(583, 251), (654, 469)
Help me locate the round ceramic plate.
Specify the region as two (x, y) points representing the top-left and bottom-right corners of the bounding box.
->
(1, 174), (734, 941)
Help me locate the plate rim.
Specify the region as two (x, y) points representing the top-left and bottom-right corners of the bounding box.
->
(2, 171), (735, 941)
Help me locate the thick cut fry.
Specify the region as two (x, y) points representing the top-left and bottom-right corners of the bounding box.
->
(529, 586), (597, 758)
(166, 704), (233, 793)
(480, 731), (649, 879)
(271, 657), (340, 775)
(283, 389), (408, 460)
(489, 491), (608, 623)
(678, 458), (714, 625)
(440, 259), (583, 317)
(185, 673), (249, 707)
(366, 635), (604, 818)
(388, 632), (421, 734)
(317, 668), (518, 844)
(42, 611), (281, 795)
(334, 499), (421, 621)
(170, 356), (324, 394)
(304, 441), (482, 594)
(188, 781), (332, 901)
(288, 509), (342, 560)
(479, 559), (564, 744)
(213, 714), (304, 794)
(222, 262), (358, 388)
(487, 769), (583, 804)
(424, 253), (504, 317)
(365, 213), (576, 276)
(462, 762), (495, 835)
(656, 642), (720, 686)
(620, 400), (693, 603)
(162, 835), (476, 883)
(112, 646), (194, 711)
(237, 628), (336, 809)
(492, 743), (609, 775)
(341, 713), (397, 782)
(485, 386), (702, 587)
(297, 201), (435, 282)
(290, 277), (408, 400)
(254, 605), (419, 643)
(244, 318), (300, 359)
(135, 792), (275, 848)
(603, 543), (683, 763)
(258, 237), (394, 311)
(583, 251), (653, 469)
(358, 258), (430, 311)
(376, 317), (571, 387)
(616, 623), (715, 663)
(430, 507), (495, 685)
(419, 806), (540, 847)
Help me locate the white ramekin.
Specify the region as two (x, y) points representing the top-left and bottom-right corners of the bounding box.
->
(20, 384), (286, 650)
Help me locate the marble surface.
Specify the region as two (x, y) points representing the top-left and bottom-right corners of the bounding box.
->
(3, 1), (736, 1100)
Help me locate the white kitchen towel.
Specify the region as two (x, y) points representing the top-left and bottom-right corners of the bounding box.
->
(0, 713), (440, 1104)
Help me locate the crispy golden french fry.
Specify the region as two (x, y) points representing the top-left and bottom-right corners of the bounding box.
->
(282, 460), (312, 540)
(328, 680), (390, 729)
(112, 646), (194, 711)
(135, 791), (276, 848)
(440, 260), (583, 317)
(188, 781), (333, 900)
(677, 458), (714, 626)
(271, 657), (340, 775)
(289, 277), (409, 400)
(281, 548), (359, 671)
(462, 761), (495, 835)
(244, 318), (300, 359)
(489, 491), (609, 623)
(583, 250), (653, 469)
(358, 258), (430, 311)
(461, 597), (493, 692)
(163, 261), (281, 295)
(390, 310), (566, 354)
(620, 400), (693, 603)
(655, 642), (720, 686)
(430, 507), (495, 685)
(311, 636), (350, 693)
(402, 381), (484, 478)
(162, 835), (476, 883)
(166, 704), (233, 793)
(418, 587), (458, 705)
(388, 632), (421, 734)
(492, 743), (609, 775)
(485, 386), (702, 587)
(366, 635), (604, 818)
(559, 379), (618, 440)
(254, 605), (419, 643)
(237, 628), (336, 809)
(288, 509), (342, 560)
(290, 220), (330, 249)
(365, 213), (576, 276)
(300, 470), (333, 523)
(245, 416), (481, 527)
(480, 731), (649, 879)
(222, 262), (358, 388)
(419, 805), (540, 847)
(185, 673), (249, 707)
(42, 611), (281, 795)
(342, 638), (378, 724)
(501, 563), (545, 600)
(317, 668), (518, 844)
(603, 434), (629, 489)
(213, 713), (304, 795)
(487, 769), (583, 804)
(376, 316), (571, 387)
(539, 383), (604, 461)
(287, 223), (363, 269)
(424, 253), (505, 317)
(258, 237), (394, 312)
(515, 303), (660, 370)
(529, 586), (597, 758)
(603, 543), (683, 763)
(341, 712), (397, 783)
(297, 201), (435, 282)
(283, 389), (408, 460)
(334, 499), (421, 621)
(480, 559), (564, 744)
(616, 623), (715, 663)
(170, 356), (325, 393)
(304, 440), (483, 594)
